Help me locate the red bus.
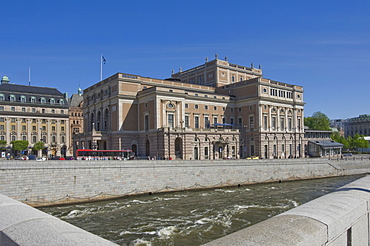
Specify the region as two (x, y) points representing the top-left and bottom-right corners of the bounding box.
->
(76, 149), (132, 160)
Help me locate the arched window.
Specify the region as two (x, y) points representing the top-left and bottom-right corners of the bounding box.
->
(40, 97), (46, 104)
(50, 98), (55, 104)
(9, 95), (16, 102)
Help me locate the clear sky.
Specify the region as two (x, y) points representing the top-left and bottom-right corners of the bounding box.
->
(1, 0), (370, 119)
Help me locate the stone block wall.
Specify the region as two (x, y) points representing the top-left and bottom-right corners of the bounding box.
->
(0, 158), (369, 207)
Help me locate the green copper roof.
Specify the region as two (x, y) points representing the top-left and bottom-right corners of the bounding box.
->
(1, 75), (9, 83)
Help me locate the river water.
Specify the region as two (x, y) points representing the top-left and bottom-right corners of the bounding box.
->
(39, 175), (365, 246)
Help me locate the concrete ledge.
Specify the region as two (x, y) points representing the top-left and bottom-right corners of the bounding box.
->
(0, 194), (117, 246)
(202, 214), (327, 246)
(204, 175), (370, 245)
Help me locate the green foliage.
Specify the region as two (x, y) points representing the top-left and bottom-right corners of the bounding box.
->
(11, 140), (29, 152)
(304, 111), (331, 131)
(0, 140), (6, 147)
(331, 133), (369, 152)
(33, 141), (44, 151)
(0, 140), (6, 150)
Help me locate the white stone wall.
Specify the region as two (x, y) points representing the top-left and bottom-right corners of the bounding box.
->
(0, 159), (369, 207)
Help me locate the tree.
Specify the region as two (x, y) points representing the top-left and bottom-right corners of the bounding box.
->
(33, 141), (45, 157)
(11, 140), (29, 156)
(304, 111), (331, 131)
(0, 140), (6, 150)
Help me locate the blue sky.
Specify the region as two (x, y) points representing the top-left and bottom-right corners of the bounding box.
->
(1, 0), (370, 119)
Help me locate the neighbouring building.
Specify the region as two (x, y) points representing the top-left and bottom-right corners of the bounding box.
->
(304, 127), (343, 157)
(73, 56), (305, 159)
(330, 118), (346, 136)
(344, 114), (370, 137)
(0, 75), (69, 158)
(68, 87), (84, 156)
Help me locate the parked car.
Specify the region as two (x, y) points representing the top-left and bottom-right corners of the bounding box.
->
(343, 153), (353, 157)
(36, 157), (46, 161)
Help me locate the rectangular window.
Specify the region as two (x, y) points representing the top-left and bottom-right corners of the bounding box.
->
(238, 117), (242, 126)
(0, 118), (4, 122)
(144, 115), (149, 130)
(168, 114), (174, 128)
(185, 104), (188, 109)
(22, 125), (26, 131)
(272, 116), (276, 130)
(0, 125), (4, 130)
(195, 105), (198, 109)
(61, 126), (65, 132)
(264, 115), (268, 130)
(194, 116), (199, 128)
(298, 118), (301, 130)
(230, 118), (234, 125)
(249, 116), (254, 130)
(280, 117), (285, 131)
(214, 117), (218, 125)
(288, 118), (292, 131)
(11, 125), (15, 131)
(22, 108), (26, 112)
(185, 116), (189, 128)
(205, 116), (209, 128)
(32, 126), (36, 131)
(205, 105), (208, 110)
(204, 147), (209, 159)
(0, 106), (4, 111)
(11, 107), (15, 112)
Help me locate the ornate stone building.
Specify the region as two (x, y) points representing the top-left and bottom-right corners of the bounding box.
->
(344, 114), (370, 137)
(68, 88), (84, 156)
(0, 75), (69, 157)
(73, 57), (305, 159)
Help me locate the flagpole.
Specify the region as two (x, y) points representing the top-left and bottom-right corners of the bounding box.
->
(28, 67), (31, 86)
(100, 54), (103, 81)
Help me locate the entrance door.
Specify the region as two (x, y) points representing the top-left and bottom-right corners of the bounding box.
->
(145, 139), (150, 157)
(131, 144), (137, 157)
(175, 137), (182, 159)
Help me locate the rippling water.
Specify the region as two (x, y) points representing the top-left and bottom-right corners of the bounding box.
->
(39, 175), (365, 245)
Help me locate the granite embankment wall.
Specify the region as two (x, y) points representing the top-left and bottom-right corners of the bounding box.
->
(1, 158), (370, 207)
(204, 175), (370, 246)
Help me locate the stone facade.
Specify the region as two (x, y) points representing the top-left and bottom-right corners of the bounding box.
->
(73, 58), (304, 159)
(0, 76), (69, 157)
(344, 114), (370, 137)
(68, 91), (84, 156)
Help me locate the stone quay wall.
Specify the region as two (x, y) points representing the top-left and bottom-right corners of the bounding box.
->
(0, 158), (370, 207)
(204, 175), (370, 246)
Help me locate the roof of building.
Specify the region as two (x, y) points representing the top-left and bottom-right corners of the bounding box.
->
(0, 83), (63, 96)
(69, 93), (83, 107)
(308, 140), (343, 148)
